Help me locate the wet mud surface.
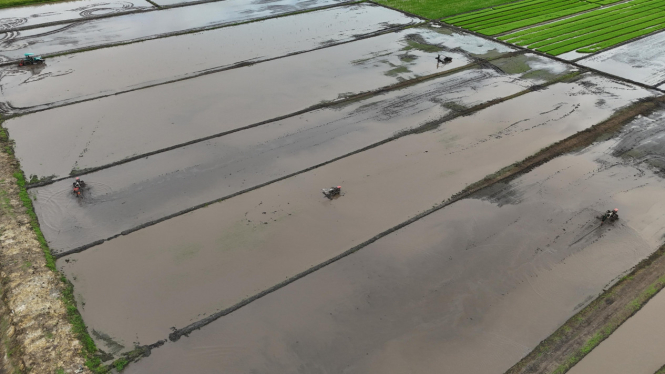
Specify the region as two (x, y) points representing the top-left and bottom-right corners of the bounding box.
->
(36, 56), (573, 254)
(121, 119), (665, 374)
(0, 0), (354, 61)
(0, 6), (420, 112)
(0, 0), (153, 30)
(578, 30), (665, 87)
(6, 26), (508, 179)
(567, 289), (665, 374)
(57, 74), (653, 351)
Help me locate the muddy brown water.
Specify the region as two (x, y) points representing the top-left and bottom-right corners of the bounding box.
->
(567, 288), (665, 374)
(6, 26), (503, 179)
(0, 0), (154, 31)
(122, 123), (665, 373)
(0, 0), (353, 61)
(36, 55), (575, 254)
(58, 74), (654, 352)
(578, 30), (665, 87)
(0, 19), (465, 113)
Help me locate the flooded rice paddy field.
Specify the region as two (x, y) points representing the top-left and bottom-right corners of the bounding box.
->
(0, 0), (154, 30)
(578, 30), (665, 87)
(122, 112), (665, 374)
(6, 0), (665, 370)
(0, 0), (354, 61)
(0, 4), (419, 112)
(57, 73), (653, 350)
(6, 25), (511, 180)
(568, 289), (665, 374)
(36, 56), (575, 254)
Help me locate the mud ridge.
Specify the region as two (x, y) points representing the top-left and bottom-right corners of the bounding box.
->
(26, 58), (489, 189)
(0, 0), (365, 66)
(161, 74), (660, 343)
(7, 20), (423, 116)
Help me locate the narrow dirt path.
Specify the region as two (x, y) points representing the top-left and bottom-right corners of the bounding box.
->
(0, 136), (90, 373)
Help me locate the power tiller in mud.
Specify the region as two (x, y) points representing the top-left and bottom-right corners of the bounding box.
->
(18, 53), (45, 67)
(322, 186), (341, 199)
(600, 208), (619, 225)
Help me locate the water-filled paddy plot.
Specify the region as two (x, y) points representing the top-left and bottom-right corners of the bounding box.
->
(4, 0), (665, 371)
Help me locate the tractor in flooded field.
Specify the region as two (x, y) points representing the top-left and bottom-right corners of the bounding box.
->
(18, 53), (45, 67)
(600, 208), (619, 225)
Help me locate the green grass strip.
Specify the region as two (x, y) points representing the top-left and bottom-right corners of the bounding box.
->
(542, 19), (665, 54)
(578, 23), (665, 52)
(654, 363), (665, 374)
(550, 274), (665, 374)
(12, 171), (56, 272)
(476, 3), (598, 35)
(502, 0), (664, 43)
(525, 10), (665, 49)
(499, 0), (659, 39)
(0, 120), (109, 373)
(450, 0), (577, 26)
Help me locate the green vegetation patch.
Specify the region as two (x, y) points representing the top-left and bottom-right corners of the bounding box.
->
(373, 0), (524, 20)
(0, 0), (67, 9)
(443, 0), (599, 35)
(497, 0), (665, 55)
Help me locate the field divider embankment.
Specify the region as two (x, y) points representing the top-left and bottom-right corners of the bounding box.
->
(0, 0), (369, 66)
(53, 59), (523, 257)
(572, 26), (665, 64)
(8, 19), (422, 117)
(165, 80), (662, 343)
(27, 53), (516, 190)
(431, 21), (665, 93)
(162, 74), (665, 341)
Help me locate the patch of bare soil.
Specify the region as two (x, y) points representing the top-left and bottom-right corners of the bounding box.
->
(503, 98), (665, 374)
(0, 149), (90, 373)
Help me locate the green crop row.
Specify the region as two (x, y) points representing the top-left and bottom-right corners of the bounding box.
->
(501, 0), (664, 44)
(544, 20), (665, 54)
(476, 3), (598, 35)
(539, 14), (665, 52)
(523, 10), (665, 49)
(499, 0), (659, 40)
(449, 0), (577, 27)
(578, 24), (665, 52)
(444, 0), (552, 23)
(457, 0), (581, 29)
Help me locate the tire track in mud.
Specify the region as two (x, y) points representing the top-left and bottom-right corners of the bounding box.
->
(162, 93), (665, 344)
(25, 58), (490, 190)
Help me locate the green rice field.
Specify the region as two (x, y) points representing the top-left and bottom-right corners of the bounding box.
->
(498, 0), (665, 55)
(372, 0), (518, 19)
(443, 0), (600, 35)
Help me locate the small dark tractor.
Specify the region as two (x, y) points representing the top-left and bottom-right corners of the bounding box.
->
(322, 186), (341, 199)
(18, 53), (45, 67)
(600, 208), (619, 225)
